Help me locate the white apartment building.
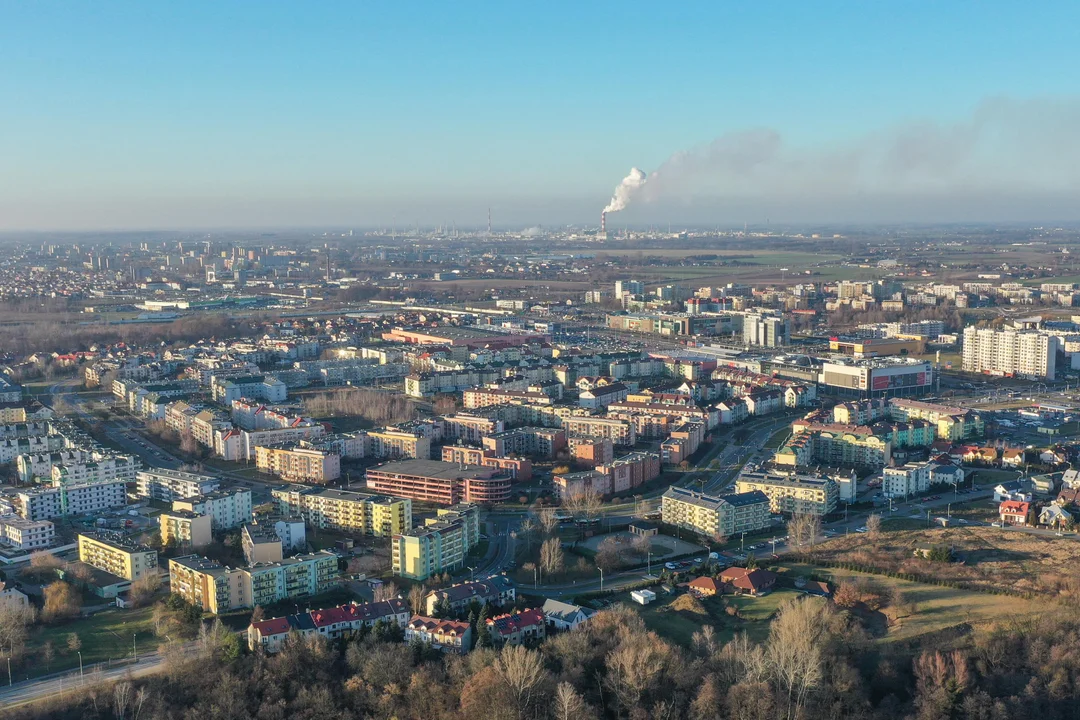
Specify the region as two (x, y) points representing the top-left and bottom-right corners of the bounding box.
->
(0, 515), (55, 550)
(51, 454), (140, 486)
(136, 468), (221, 502)
(15, 478), (128, 520)
(172, 487), (253, 530)
(962, 326), (1058, 380)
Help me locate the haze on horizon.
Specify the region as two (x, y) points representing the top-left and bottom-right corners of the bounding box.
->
(3, 2), (1080, 231)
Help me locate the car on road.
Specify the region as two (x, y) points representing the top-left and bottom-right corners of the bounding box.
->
(855, 526), (868, 533)
(664, 562), (677, 570)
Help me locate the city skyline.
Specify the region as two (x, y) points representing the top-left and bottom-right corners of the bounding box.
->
(3, 2), (1080, 229)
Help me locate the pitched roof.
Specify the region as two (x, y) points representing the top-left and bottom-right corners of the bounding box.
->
(999, 500), (1030, 514)
(487, 608), (545, 636)
(540, 599), (593, 624)
(688, 576), (723, 593)
(719, 567), (777, 593)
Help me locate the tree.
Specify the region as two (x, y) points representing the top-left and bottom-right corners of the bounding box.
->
(553, 681), (594, 720)
(565, 487), (602, 523)
(179, 430), (200, 455)
(408, 584), (427, 613)
(0, 600), (35, 662)
(519, 518), (538, 552)
(537, 506), (559, 537)
(129, 573), (162, 608)
(42, 581), (81, 624)
(66, 632), (82, 653)
(866, 513), (882, 540)
(540, 537), (564, 579)
(41, 641), (55, 672)
(787, 513), (822, 550)
(250, 605), (265, 624)
(765, 598), (832, 720)
(745, 552), (758, 570)
(374, 581), (400, 602)
(494, 644), (551, 719)
(23, 551), (63, 582)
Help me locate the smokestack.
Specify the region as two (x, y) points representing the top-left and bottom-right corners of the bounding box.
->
(601, 211), (606, 235)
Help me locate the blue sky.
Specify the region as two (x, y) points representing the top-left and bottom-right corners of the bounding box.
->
(2, 2), (1080, 229)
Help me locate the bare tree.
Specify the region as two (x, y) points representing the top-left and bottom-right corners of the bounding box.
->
(519, 518), (538, 552)
(536, 506), (559, 537)
(787, 513), (822, 550)
(494, 645), (551, 719)
(66, 632), (82, 653)
(553, 681), (594, 720)
(0, 600), (35, 661)
(408, 583), (427, 613)
(765, 597), (832, 720)
(41, 581), (81, 623)
(539, 537), (564, 579)
(374, 580), (400, 602)
(866, 513), (882, 540)
(565, 487), (602, 523)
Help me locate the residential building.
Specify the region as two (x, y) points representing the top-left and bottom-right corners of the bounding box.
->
(51, 454), (139, 486)
(367, 429), (432, 460)
(661, 486), (771, 538)
(15, 478), (127, 520)
(422, 576), (516, 616)
(169, 550), (339, 613)
(962, 326), (1057, 380)
(270, 485), (412, 537)
(366, 459), (512, 505)
(159, 510), (213, 549)
(404, 616), (472, 654)
(274, 517), (307, 551)
(172, 487), (252, 530)
(77, 533), (158, 581)
(743, 312), (790, 347)
(0, 581), (29, 609)
(735, 472), (839, 515)
(888, 399), (985, 441)
(136, 468), (220, 502)
(486, 608), (546, 646)
(242, 524), (284, 564)
(439, 445), (533, 481)
(247, 599), (410, 652)
(720, 567), (777, 595)
(392, 503), (480, 581)
(255, 443), (341, 483)
(540, 599), (594, 631)
(482, 427), (567, 459)
(0, 515), (55, 550)
(211, 375), (288, 404)
(562, 417), (637, 446)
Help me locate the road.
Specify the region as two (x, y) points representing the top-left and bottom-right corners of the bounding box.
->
(0, 652), (167, 711)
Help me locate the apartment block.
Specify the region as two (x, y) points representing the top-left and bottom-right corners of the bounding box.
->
(172, 487), (252, 530)
(169, 550), (339, 614)
(439, 445), (533, 481)
(0, 515), (55, 550)
(159, 510), (213, 549)
(888, 399), (984, 441)
(481, 427), (566, 459)
(51, 454), (139, 486)
(16, 449), (93, 484)
(735, 472), (838, 515)
(210, 375), (288, 404)
(255, 443), (341, 483)
(562, 417), (637, 446)
(15, 478), (127, 520)
(566, 435), (613, 468)
(270, 485), (412, 537)
(366, 459), (512, 505)
(136, 468), (220, 502)
(962, 326), (1057, 380)
(242, 523), (284, 564)
(392, 503), (480, 581)
(661, 486), (770, 538)
(367, 429), (432, 460)
(77, 533), (158, 581)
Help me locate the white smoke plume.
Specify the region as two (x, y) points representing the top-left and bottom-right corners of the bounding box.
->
(602, 97), (1080, 220)
(603, 167), (649, 214)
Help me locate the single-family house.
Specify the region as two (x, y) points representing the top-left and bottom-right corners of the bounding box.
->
(994, 480), (1029, 502)
(1040, 504), (1073, 529)
(999, 500), (1030, 527)
(719, 567), (777, 596)
(1001, 449), (1026, 468)
(687, 576), (723, 597)
(541, 599), (594, 631)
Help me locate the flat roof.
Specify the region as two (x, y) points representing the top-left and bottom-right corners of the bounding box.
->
(367, 459), (497, 480)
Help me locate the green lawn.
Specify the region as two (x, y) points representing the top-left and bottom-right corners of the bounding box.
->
(726, 588), (802, 621)
(970, 469), (1021, 486)
(764, 428), (792, 450)
(467, 539), (490, 560)
(25, 606), (157, 679)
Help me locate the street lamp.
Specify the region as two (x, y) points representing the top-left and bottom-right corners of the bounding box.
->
(647, 551), (651, 576)
(78, 651), (83, 679)
(133, 634), (137, 661)
(599, 568), (604, 593)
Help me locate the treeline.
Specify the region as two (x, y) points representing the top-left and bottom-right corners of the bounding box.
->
(0, 314), (253, 356)
(11, 597), (1080, 720)
(303, 387), (415, 425)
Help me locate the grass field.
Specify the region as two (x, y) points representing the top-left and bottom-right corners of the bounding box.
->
(24, 606), (157, 679)
(775, 562), (1045, 642)
(764, 428), (792, 450)
(630, 587), (800, 646)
